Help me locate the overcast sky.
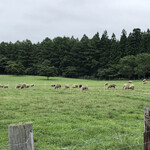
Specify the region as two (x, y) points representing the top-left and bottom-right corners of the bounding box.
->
(0, 0), (150, 43)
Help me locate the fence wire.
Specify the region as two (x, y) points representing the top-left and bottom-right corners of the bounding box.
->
(0, 120), (149, 150)
(33, 120), (145, 150)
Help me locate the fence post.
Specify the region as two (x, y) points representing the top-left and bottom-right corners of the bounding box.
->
(144, 108), (150, 150)
(8, 122), (34, 150)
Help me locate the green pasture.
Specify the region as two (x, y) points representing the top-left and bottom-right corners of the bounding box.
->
(0, 75), (149, 149)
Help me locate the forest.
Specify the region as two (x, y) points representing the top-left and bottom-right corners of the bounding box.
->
(0, 28), (150, 79)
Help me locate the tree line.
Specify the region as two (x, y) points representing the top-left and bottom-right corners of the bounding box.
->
(0, 28), (150, 79)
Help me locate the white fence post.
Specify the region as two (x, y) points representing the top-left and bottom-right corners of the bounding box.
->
(8, 122), (34, 150)
(144, 108), (150, 150)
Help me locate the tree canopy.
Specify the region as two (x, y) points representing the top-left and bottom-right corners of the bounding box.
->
(0, 28), (150, 79)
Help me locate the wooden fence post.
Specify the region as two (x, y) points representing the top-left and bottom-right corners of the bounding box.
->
(144, 108), (150, 150)
(8, 122), (34, 150)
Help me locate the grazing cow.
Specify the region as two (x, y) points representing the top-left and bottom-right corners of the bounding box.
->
(108, 84), (116, 89)
(55, 84), (61, 89)
(81, 85), (88, 91)
(72, 84), (78, 88)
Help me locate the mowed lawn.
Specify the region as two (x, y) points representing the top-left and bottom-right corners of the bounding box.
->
(0, 75), (150, 150)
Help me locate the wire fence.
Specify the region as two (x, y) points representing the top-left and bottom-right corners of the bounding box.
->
(0, 120), (148, 150)
(33, 121), (144, 150)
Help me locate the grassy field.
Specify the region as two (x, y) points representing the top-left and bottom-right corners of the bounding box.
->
(0, 75), (150, 150)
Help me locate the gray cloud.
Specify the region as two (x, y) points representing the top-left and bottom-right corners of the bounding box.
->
(0, 0), (150, 43)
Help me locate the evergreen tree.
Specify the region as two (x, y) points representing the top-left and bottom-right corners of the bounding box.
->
(86, 32), (100, 76)
(109, 33), (120, 64)
(141, 29), (150, 54)
(78, 34), (90, 76)
(119, 29), (128, 57)
(99, 30), (111, 68)
(0, 55), (8, 74)
(126, 28), (142, 55)
(0, 28), (150, 79)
